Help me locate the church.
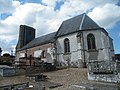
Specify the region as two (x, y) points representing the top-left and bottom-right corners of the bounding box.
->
(15, 13), (114, 68)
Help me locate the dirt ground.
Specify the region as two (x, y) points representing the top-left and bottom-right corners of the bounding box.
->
(43, 68), (88, 90)
(0, 68), (117, 90)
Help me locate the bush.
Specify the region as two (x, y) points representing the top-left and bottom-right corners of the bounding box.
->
(117, 81), (120, 90)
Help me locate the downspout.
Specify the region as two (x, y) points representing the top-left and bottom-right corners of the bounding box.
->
(53, 39), (57, 66)
(82, 32), (86, 68)
(80, 13), (86, 68)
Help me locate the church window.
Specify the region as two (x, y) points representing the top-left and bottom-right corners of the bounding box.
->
(87, 34), (96, 50)
(41, 50), (46, 58)
(64, 38), (70, 53)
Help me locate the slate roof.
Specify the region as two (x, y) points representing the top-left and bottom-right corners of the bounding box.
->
(55, 13), (100, 37)
(19, 32), (56, 50)
(18, 13), (101, 51)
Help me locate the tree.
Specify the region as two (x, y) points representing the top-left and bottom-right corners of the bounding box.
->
(0, 48), (2, 56)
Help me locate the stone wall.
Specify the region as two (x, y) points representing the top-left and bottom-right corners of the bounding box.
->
(87, 61), (120, 82)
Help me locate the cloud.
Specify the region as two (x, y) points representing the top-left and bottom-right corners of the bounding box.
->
(0, 21), (18, 54)
(0, 0), (120, 54)
(0, 39), (15, 55)
(0, 0), (20, 13)
(42, 0), (57, 7)
(0, 21), (18, 41)
(88, 3), (120, 29)
(0, 2), (58, 53)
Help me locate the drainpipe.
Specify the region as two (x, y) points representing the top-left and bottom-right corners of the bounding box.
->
(53, 40), (57, 66)
(79, 14), (86, 68)
(81, 32), (86, 68)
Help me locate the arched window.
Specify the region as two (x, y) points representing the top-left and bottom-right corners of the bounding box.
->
(41, 50), (46, 58)
(64, 38), (70, 53)
(87, 34), (96, 50)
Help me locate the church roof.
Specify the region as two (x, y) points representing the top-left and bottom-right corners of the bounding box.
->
(18, 13), (101, 51)
(55, 13), (100, 37)
(19, 32), (56, 50)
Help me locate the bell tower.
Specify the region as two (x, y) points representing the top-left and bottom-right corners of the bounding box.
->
(16, 25), (35, 50)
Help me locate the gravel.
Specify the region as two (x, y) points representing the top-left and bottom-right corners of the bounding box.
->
(0, 68), (118, 90)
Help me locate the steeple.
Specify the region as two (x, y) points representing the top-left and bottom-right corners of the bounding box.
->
(16, 25), (35, 51)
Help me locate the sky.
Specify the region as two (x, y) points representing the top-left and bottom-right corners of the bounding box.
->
(0, 0), (120, 55)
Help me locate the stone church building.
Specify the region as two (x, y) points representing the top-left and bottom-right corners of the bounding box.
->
(16, 13), (114, 68)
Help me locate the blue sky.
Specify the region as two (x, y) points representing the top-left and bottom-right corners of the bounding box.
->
(109, 21), (120, 53)
(0, 0), (120, 54)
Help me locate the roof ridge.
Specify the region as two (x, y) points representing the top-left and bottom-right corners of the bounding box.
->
(79, 13), (86, 30)
(19, 32), (56, 51)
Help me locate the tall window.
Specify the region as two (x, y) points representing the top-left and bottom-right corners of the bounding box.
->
(41, 50), (46, 58)
(64, 38), (70, 53)
(87, 34), (96, 50)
